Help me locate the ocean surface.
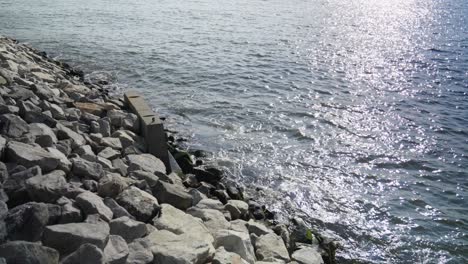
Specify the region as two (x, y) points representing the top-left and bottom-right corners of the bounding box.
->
(1, 0), (467, 262)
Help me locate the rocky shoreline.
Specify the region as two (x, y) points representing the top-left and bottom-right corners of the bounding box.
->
(0, 36), (337, 264)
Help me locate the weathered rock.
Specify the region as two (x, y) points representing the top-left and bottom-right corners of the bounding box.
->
(57, 196), (83, 224)
(253, 233), (290, 262)
(42, 222), (110, 255)
(152, 180), (192, 210)
(49, 103), (66, 120)
(98, 118), (111, 137)
(98, 173), (130, 198)
(129, 170), (159, 188)
(104, 235), (129, 264)
(126, 239), (153, 264)
(196, 198), (225, 211)
(5, 202), (51, 241)
(187, 207), (230, 236)
(291, 245), (324, 264)
(126, 154), (165, 174)
(61, 243), (105, 264)
(25, 170), (67, 203)
(116, 186), (160, 222)
(47, 147), (72, 173)
(110, 216), (148, 243)
(24, 111), (57, 127)
(0, 114), (29, 138)
(71, 157), (104, 180)
(98, 147), (120, 160)
(104, 197), (134, 219)
(101, 137), (122, 150)
(6, 141), (59, 172)
(225, 200), (249, 220)
(56, 123), (85, 148)
(64, 108), (81, 121)
(3, 165), (41, 205)
(147, 229), (215, 264)
(247, 220), (272, 237)
(29, 123), (57, 147)
(213, 246), (249, 264)
(214, 229), (256, 264)
(273, 224), (291, 251)
(112, 158), (128, 176)
(0, 104), (19, 115)
(83, 179), (98, 192)
(74, 145), (96, 162)
(0, 241), (59, 264)
(55, 139), (72, 156)
(76, 191), (113, 222)
(190, 189), (208, 206)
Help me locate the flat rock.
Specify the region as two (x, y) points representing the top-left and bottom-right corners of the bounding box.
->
(247, 220), (273, 237)
(104, 235), (129, 264)
(213, 246), (249, 264)
(56, 123), (85, 148)
(196, 198), (225, 211)
(116, 186), (160, 223)
(71, 157), (104, 180)
(254, 233), (290, 262)
(152, 180), (192, 210)
(187, 207), (230, 236)
(128, 170), (159, 188)
(101, 137), (123, 150)
(291, 246), (324, 264)
(0, 241), (59, 264)
(76, 191), (113, 222)
(42, 222), (110, 255)
(25, 170), (67, 203)
(61, 243), (105, 264)
(29, 123), (57, 147)
(214, 229), (256, 264)
(225, 200), (249, 220)
(126, 239), (153, 264)
(126, 154), (165, 174)
(110, 216), (148, 243)
(6, 141), (59, 172)
(98, 147), (120, 160)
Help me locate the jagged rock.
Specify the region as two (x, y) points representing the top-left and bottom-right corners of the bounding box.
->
(57, 196), (83, 224)
(24, 111), (57, 127)
(0, 104), (19, 115)
(126, 154), (165, 174)
(129, 170), (159, 188)
(0, 113), (28, 138)
(146, 229), (215, 264)
(101, 137), (122, 150)
(0, 241), (59, 264)
(104, 198), (134, 219)
(253, 233), (290, 262)
(291, 245), (324, 264)
(4, 165), (41, 206)
(98, 147), (120, 160)
(47, 147), (72, 173)
(98, 173), (130, 198)
(25, 170), (67, 203)
(61, 243), (105, 264)
(6, 141), (59, 172)
(152, 204), (214, 244)
(56, 123), (85, 148)
(64, 108), (81, 121)
(104, 235), (129, 264)
(97, 156), (113, 170)
(112, 158), (128, 176)
(76, 191), (113, 222)
(5, 202), (54, 241)
(214, 229), (256, 264)
(83, 179), (98, 192)
(126, 239), (153, 264)
(152, 180), (192, 210)
(110, 216), (148, 243)
(112, 130), (135, 148)
(196, 198), (225, 211)
(49, 103), (66, 120)
(247, 220), (272, 237)
(19, 101), (42, 117)
(187, 207), (230, 236)
(42, 222), (110, 255)
(29, 123), (57, 147)
(225, 200), (249, 220)
(213, 246), (249, 264)
(71, 157), (104, 180)
(116, 186), (160, 222)
(98, 118), (111, 137)
(74, 145), (97, 162)
(56, 139), (72, 156)
(273, 224), (291, 251)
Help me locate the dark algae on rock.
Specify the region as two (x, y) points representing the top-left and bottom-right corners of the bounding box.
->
(0, 36), (337, 264)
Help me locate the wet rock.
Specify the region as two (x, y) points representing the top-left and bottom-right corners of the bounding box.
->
(25, 170), (67, 203)
(0, 241), (59, 264)
(213, 189), (230, 204)
(42, 221), (110, 255)
(253, 233), (290, 262)
(248, 200), (265, 220)
(116, 186), (160, 222)
(213, 246), (249, 264)
(110, 216), (148, 243)
(71, 157), (104, 180)
(226, 185), (244, 200)
(214, 229), (256, 264)
(225, 200), (249, 220)
(104, 235), (129, 264)
(6, 141), (60, 172)
(56, 123), (86, 148)
(104, 197), (134, 219)
(152, 180), (192, 210)
(146, 229), (215, 264)
(5, 202), (51, 241)
(126, 239), (153, 264)
(61, 243), (105, 264)
(0, 114), (29, 138)
(193, 168), (222, 185)
(76, 191), (113, 222)
(126, 154), (165, 174)
(29, 123), (57, 147)
(292, 245), (324, 264)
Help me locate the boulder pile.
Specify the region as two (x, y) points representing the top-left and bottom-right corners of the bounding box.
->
(0, 36), (336, 264)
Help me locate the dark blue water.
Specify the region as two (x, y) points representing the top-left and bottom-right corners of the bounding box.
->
(1, 0), (467, 262)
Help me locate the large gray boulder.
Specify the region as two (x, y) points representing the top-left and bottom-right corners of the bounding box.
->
(104, 235), (129, 264)
(75, 191), (113, 222)
(247, 220), (273, 237)
(98, 173), (130, 198)
(6, 141), (60, 172)
(116, 186), (160, 222)
(128, 170), (159, 188)
(110, 216), (148, 243)
(225, 200), (249, 220)
(126, 239), (153, 264)
(57, 196), (83, 224)
(98, 147), (120, 160)
(4, 165), (41, 205)
(152, 180), (192, 210)
(253, 233), (290, 262)
(0, 114), (29, 138)
(56, 123), (85, 148)
(152, 204), (214, 245)
(0, 241), (59, 264)
(146, 229), (215, 264)
(187, 207), (230, 236)
(213, 246), (249, 264)
(214, 229), (256, 264)
(29, 123), (57, 147)
(61, 243), (105, 264)
(71, 157), (104, 180)
(101, 137), (122, 150)
(291, 245), (324, 264)
(5, 202), (55, 241)
(104, 198), (134, 219)
(25, 170), (67, 203)
(126, 154), (165, 174)
(42, 222), (110, 255)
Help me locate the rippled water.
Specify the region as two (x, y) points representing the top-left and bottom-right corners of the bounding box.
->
(1, 0), (467, 262)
